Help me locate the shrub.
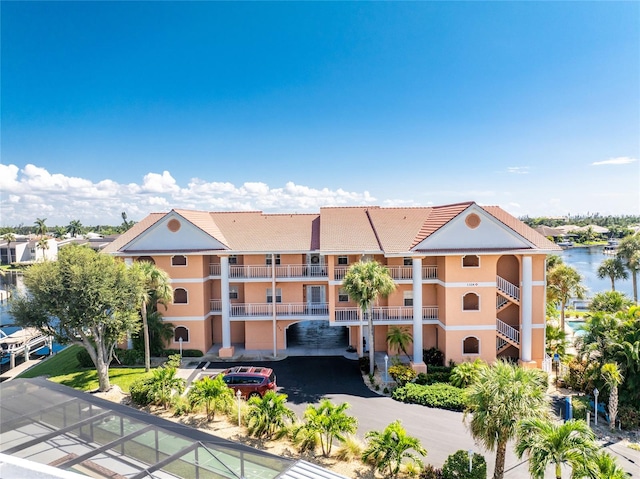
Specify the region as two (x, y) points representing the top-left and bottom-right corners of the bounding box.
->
(162, 348), (203, 357)
(113, 348), (144, 366)
(129, 377), (154, 406)
(392, 383), (466, 411)
(76, 348), (94, 368)
(359, 356), (376, 373)
(335, 435), (364, 462)
(420, 464), (444, 479)
(564, 358), (588, 392)
(442, 450), (486, 479)
(423, 347), (444, 366)
(389, 364), (417, 386)
(416, 371), (452, 386)
(571, 396), (589, 420)
(164, 354), (182, 369)
(618, 405), (640, 430)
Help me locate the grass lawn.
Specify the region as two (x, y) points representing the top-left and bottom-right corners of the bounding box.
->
(17, 345), (151, 392)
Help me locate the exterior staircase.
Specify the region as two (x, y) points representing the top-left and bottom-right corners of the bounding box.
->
(495, 275), (520, 354)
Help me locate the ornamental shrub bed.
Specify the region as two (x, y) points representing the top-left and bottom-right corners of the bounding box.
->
(392, 382), (467, 411)
(162, 348), (204, 357)
(415, 371), (452, 385)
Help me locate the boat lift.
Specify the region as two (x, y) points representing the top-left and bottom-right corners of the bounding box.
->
(0, 327), (53, 370)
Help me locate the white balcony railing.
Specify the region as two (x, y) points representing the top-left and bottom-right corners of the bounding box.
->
(334, 306), (438, 323)
(229, 302), (329, 317)
(218, 264), (328, 279)
(209, 263), (221, 276)
(496, 275), (520, 301)
(334, 265), (438, 281)
(210, 299), (222, 312)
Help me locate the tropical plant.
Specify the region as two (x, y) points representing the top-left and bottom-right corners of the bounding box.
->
(597, 257), (628, 292)
(334, 434), (365, 461)
(130, 260), (172, 371)
(298, 399), (358, 457)
(442, 449), (486, 479)
(450, 359), (486, 388)
(545, 323), (569, 358)
(66, 220), (84, 238)
(246, 391), (296, 440)
(147, 366), (185, 409)
(589, 291), (633, 313)
(187, 374), (234, 421)
(52, 226), (67, 239)
(9, 244), (143, 391)
(546, 254), (564, 271)
(2, 232), (15, 265)
(464, 360), (548, 479)
(362, 420), (427, 479)
(547, 264), (586, 332)
(387, 326), (413, 360)
(342, 260), (396, 375)
(515, 418), (598, 479)
(572, 450), (629, 479)
(616, 234), (640, 303)
(36, 237), (50, 257)
(601, 362), (623, 430)
(388, 364), (417, 386)
(34, 217), (47, 237)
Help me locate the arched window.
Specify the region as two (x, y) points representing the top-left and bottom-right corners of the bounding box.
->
(172, 255), (187, 266)
(136, 256), (155, 264)
(173, 288), (188, 304)
(463, 337), (480, 354)
(174, 326), (189, 342)
(463, 292), (479, 311)
(462, 255), (480, 267)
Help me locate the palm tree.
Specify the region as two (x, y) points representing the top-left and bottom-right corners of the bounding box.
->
(572, 450), (629, 479)
(597, 257), (628, 292)
(617, 234), (640, 303)
(36, 237), (49, 260)
(188, 375), (234, 421)
(450, 358), (486, 388)
(464, 360), (548, 479)
(66, 220), (83, 238)
(362, 420), (427, 479)
(515, 418), (598, 479)
(131, 261), (172, 372)
(547, 264), (586, 332)
(246, 391), (296, 440)
(386, 326), (413, 361)
(2, 232), (15, 265)
(300, 399), (358, 457)
(342, 260), (396, 375)
(148, 366), (185, 409)
(34, 218), (47, 237)
(545, 323), (569, 358)
(601, 362), (623, 430)
(546, 254), (564, 271)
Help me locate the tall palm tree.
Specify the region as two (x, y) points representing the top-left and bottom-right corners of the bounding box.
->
(36, 237), (49, 260)
(246, 391), (296, 440)
(386, 326), (413, 360)
(515, 418), (598, 479)
(545, 323), (568, 358)
(464, 360), (548, 479)
(601, 362), (623, 430)
(66, 220), (83, 238)
(300, 399), (358, 457)
(2, 232), (15, 265)
(187, 375), (234, 421)
(597, 257), (628, 292)
(547, 264), (586, 332)
(131, 261), (172, 372)
(362, 420), (427, 479)
(342, 260), (396, 374)
(34, 218), (47, 237)
(572, 450), (629, 479)
(617, 234), (640, 303)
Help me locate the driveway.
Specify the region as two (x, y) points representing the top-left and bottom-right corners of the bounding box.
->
(192, 356), (639, 478)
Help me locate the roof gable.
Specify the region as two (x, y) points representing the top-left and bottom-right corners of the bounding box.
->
(412, 204), (534, 251)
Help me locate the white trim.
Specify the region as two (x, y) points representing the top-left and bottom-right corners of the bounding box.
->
(532, 324), (545, 329)
(462, 291), (481, 312)
(445, 324), (496, 331)
(173, 325), (190, 343)
(462, 335), (481, 355)
(169, 278), (207, 284)
(171, 254), (188, 267)
(163, 316), (208, 322)
(173, 287), (189, 305)
(532, 281), (545, 286)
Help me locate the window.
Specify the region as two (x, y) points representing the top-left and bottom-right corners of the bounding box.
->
(174, 326), (189, 342)
(228, 255), (238, 265)
(338, 288), (349, 302)
(266, 288), (282, 303)
(463, 337), (480, 354)
(266, 254), (280, 265)
(174, 288), (188, 304)
(172, 255), (187, 266)
(462, 255), (480, 267)
(136, 256), (155, 264)
(403, 291), (413, 307)
(338, 256), (348, 265)
(229, 285), (239, 300)
(403, 257), (413, 266)
(463, 292), (479, 311)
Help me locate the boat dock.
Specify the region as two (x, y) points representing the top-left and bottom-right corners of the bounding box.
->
(0, 326), (53, 378)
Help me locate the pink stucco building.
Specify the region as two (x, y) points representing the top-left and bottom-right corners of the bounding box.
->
(103, 201), (561, 370)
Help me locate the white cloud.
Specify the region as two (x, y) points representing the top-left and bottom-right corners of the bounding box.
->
(592, 156), (638, 166)
(507, 166), (530, 174)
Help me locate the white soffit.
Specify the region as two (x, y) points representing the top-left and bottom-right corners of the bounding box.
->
(413, 205), (533, 251)
(123, 212), (227, 252)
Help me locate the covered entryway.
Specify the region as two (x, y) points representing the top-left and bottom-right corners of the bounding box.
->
(286, 320), (348, 352)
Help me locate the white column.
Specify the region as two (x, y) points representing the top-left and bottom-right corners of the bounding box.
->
(221, 256), (231, 349)
(412, 257), (424, 366)
(521, 256), (533, 363)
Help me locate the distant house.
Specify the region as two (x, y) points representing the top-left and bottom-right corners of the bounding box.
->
(58, 233), (119, 252)
(0, 236), (58, 264)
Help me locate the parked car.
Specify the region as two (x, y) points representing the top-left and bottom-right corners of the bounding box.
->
(220, 366), (277, 398)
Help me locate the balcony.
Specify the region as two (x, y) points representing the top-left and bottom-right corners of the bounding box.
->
(209, 264), (328, 279)
(334, 265), (438, 281)
(224, 302), (329, 318)
(334, 306), (439, 324)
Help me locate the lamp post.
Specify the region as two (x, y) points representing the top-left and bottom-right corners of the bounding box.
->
(236, 389), (242, 427)
(593, 388), (599, 426)
(468, 449), (473, 473)
(179, 337), (183, 357)
(384, 354), (389, 384)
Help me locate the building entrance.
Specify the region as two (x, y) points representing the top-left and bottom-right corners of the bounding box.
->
(286, 321), (348, 352)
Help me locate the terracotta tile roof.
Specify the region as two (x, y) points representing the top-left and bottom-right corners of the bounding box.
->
(210, 211), (319, 251)
(102, 213), (165, 253)
(366, 207), (433, 253)
(481, 206), (562, 251)
(319, 207), (381, 252)
(173, 209), (229, 247)
(411, 202), (474, 248)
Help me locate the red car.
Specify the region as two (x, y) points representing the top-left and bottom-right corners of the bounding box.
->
(220, 366), (277, 398)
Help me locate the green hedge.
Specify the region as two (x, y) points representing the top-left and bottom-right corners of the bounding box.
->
(416, 371), (452, 385)
(392, 382), (467, 411)
(161, 349), (204, 357)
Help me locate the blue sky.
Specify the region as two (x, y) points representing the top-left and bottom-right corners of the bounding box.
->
(1, 1), (639, 227)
